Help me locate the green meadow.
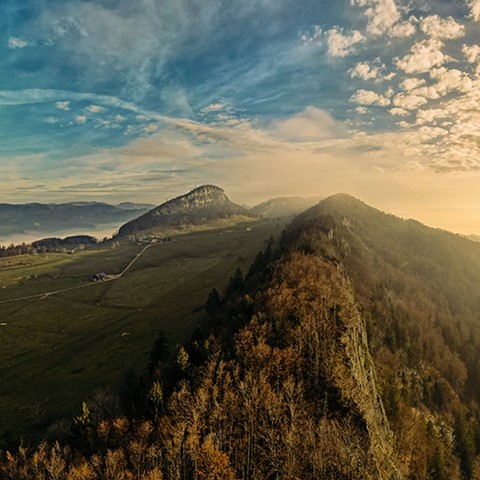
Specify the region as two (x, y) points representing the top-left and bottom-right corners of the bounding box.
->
(0, 220), (282, 441)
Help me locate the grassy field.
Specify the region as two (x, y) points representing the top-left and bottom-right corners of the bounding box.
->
(0, 219), (284, 442)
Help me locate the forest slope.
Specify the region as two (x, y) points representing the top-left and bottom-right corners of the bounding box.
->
(2, 194), (480, 479)
(283, 193), (480, 479)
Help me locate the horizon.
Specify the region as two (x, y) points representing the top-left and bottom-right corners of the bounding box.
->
(1, 186), (480, 240)
(2, 0), (480, 235)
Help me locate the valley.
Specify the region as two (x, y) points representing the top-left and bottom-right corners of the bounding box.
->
(0, 218), (283, 441)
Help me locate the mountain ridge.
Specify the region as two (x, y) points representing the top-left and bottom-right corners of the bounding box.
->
(118, 184), (254, 237)
(280, 193), (480, 479)
(0, 201), (152, 239)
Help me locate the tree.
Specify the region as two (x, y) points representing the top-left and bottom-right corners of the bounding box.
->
(148, 381), (164, 422)
(176, 347), (190, 373)
(225, 268), (244, 298)
(455, 412), (476, 480)
(71, 402), (94, 452)
(194, 438), (237, 480)
(149, 330), (170, 376)
(205, 288), (222, 315)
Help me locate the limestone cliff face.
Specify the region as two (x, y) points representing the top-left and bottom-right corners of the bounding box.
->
(118, 185), (252, 236)
(261, 252), (402, 479)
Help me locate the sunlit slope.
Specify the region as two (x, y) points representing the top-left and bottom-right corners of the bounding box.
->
(282, 193), (480, 478)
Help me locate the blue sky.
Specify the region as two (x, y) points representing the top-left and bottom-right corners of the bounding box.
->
(2, 0), (480, 233)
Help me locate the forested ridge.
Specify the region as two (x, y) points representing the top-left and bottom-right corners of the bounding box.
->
(2, 194), (480, 479)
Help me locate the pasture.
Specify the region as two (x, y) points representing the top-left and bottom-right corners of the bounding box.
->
(0, 219), (282, 441)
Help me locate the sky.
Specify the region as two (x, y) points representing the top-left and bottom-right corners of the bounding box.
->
(1, 0), (480, 234)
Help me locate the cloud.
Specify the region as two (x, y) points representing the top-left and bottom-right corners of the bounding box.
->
(270, 106), (346, 141)
(394, 39), (451, 73)
(468, 0), (480, 21)
(430, 67), (474, 95)
(24, 0), (290, 102)
(393, 93), (428, 110)
(300, 25), (323, 44)
(416, 108), (449, 125)
(463, 44), (480, 63)
(7, 36), (30, 49)
(114, 114), (126, 122)
(55, 101), (70, 110)
(325, 28), (366, 57)
(399, 78), (425, 91)
(144, 124), (159, 133)
(203, 103), (224, 113)
(0, 89), (174, 126)
(75, 115), (87, 124)
(420, 15), (465, 39)
(350, 89), (391, 106)
(389, 17), (418, 37)
(390, 107), (409, 116)
(355, 106), (369, 114)
(86, 104), (104, 113)
(351, 0), (401, 36)
(44, 116), (59, 124)
(350, 62), (382, 80)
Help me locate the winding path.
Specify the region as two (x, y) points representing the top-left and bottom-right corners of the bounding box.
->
(0, 243), (156, 306)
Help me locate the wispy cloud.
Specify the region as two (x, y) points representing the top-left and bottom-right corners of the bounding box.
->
(55, 101), (70, 111)
(7, 36), (30, 49)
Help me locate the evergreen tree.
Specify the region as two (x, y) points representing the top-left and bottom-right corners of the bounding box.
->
(225, 268), (244, 298)
(148, 330), (170, 376)
(205, 288), (222, 315)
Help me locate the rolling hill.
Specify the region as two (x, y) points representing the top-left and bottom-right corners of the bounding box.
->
(250, 195), (321, 218)
(118, 185), (254, 237)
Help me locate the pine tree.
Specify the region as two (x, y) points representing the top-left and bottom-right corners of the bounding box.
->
(148, 330), (170, 376)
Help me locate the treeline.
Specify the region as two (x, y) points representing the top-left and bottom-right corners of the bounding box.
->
(0, 236), (98, 258)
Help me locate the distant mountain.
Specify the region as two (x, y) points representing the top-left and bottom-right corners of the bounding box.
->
(118, 185), (254, 236)
(250, 196), (321, 218)
(117, 202), (155, 211)
(0, 202), (151, 239)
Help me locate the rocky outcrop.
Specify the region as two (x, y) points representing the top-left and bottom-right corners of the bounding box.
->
(261, 252), (402, 479)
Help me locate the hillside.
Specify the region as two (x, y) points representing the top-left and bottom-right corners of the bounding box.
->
(282, 193), (480, 479)
(0, 218), (282, 443)
(250, 195), (321, 218)
(3, 194), (480, 479)
(118, 185), (254, 237)
(0, 202), (152, 239)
